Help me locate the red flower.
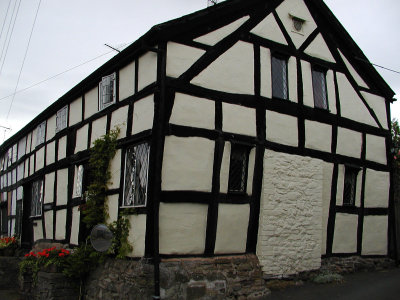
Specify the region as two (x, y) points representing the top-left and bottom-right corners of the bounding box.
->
(58, 253), (65, 257)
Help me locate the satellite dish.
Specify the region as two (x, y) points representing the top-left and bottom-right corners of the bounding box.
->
(90, 224), (113, 252)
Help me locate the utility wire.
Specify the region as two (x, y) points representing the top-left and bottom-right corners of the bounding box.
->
(0, 0), (18, 63)
(0, 0), (12, 44)
(355, 57), (400, 75)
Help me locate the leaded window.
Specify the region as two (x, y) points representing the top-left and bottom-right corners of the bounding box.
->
(228, 144), (250, 193)
(31, 179), (43, 216)
(123, 143), (150, 207)
(74, 165), (84, 197)
(312, 69), (328, 110)
(272, 55), (288, 100)
(56, 105), (68, 132)
(36, 121), (46, 146)
(98, 73), (116, 111)
(343, 167), (359, 206)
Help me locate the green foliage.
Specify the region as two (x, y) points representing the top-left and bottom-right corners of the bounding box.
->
(108, 214), (134, 259)
(392, 119), (400, 167)
(312, 272), (343, 284)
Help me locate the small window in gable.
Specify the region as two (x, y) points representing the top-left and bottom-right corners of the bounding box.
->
(228, 144), (250, 194)
(271, 55), (288, 100)
(343, 166), (360, 206)
(123, 143), (150, 207)
(98, 73), (116, 111)
(312, 68), (328, 110)
(31, 179), (43, 216)
(56, 106), (68, 132)
(289, 14), (306, 34)
(36, 121), (46, 147)
(73, 165), (84, 198)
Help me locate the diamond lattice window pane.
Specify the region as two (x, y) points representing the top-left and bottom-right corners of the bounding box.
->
(31, 179), (43, 216)
(343, 168), (358, 206)
(272, 56), (288, 100)
(228, 144), (249, 193)
(312, 70), (328, 109)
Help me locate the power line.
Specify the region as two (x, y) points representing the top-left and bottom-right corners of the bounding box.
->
(355, 57), (400, 75)
(0, 0), (12, 43)
(0, 0), (18, 63)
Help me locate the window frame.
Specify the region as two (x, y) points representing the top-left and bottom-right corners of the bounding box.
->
(227, 143), (251, 194)
(98, 73), (116, 111)
(342, 166), (360, 206)
(56, 105), (69, 132)
(36, 121), (46, 147)
(312, 67), (329, 110)
(271, 54), (289, 100)
(31, 179), (43, 217)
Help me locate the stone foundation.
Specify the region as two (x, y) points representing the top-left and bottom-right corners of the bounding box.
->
(0, 257), (21, 289)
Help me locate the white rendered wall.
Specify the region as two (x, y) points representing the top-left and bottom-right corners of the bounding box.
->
(222, 103), (256, 136)
(127, 214), (146, 257)
(138, 52), (157, 91)
(321, 162), (334, 255)
(55, 209), (67, 240)
(336, 127), (362, 158)
(339, 50), (368, 89)
(106, 194), (119, 224)
(110, 105), (128, 139)
(109, 149), (121, 190)
(69, 97), (82, 126)
(361, 92), (388, 129)
(257, 150), (322, 276)
(251, 13), (287, 45)
(362, 216), (388, 255)
(45, 211), (53, 239)
(159, 203), (208, 255)
(364, 169), (390, 208)
(35, 147), (45, 171)
(46, 115), (57, 141)
(332, 213), (358, 253)
(260, 47), (272, 99)
(304, 34), (335, 63)
(166, 42), (205, 78)
(75, 124), (88, 153)
(301, 60), (314, 108)
(162, 136), (214, 192)
(84, 87), (98, 119)
(305, 120), (331, 152)
(366, 134), (387, 165)
(335, 165), (362, 207)
(247, 148), (256, 195)
(119, 61), (135, 101)
(58, 136), (67, 160)
(326, 70), (337, 114)
(288, 57), (298, 103)
(33, 220), (43, 241)
(56, 168), (68, 206)
(90, 116), (107, 146)
(266, 111), (298, 147)
(132, 95), (154, 135)
(70, 206), (80, 245)
(46, 141), (55, 166)
(44, 172), (55, 204)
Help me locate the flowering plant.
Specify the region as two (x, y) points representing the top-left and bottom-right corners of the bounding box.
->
(0, 236), (17, 249)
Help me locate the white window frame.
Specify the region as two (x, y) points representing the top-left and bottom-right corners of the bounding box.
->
(36, 121), (46, 147)
(98, 73), (116, 111)
(56, 105), (68, 132)
(31, 179), (43, 217)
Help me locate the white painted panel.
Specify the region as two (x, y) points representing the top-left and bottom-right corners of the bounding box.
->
(138, 51), (157, 91)
(69, 97), (82, 126)
(260, 47), (272, 99)
(364, 169), (389, 208)
(166, 42), (205, 78)
(33, 220), (43, 242)
(266, 110), (298, 147)
(106, 194), (119, 224)
(170, 93), (215, 130)
(332, 213), (358, 254)
(132, 95), (154, 135)
(110, 105), (128, 138)
(219, 142), (231, 193)
(26, 132), (32, 153)
(119, 61), (135, 101)
(18, 137), (26, 160)
(109, 149), (121, 190)
(335, 165), (362, 207)
(127, 214), (146, 257)
(337, 73), (377, 127)
(84, 87), (98, 119)
(304, 34), (335, 63)
(24, 159), (29, 178)
(75, 124), (88, 153)
(301, 60), (314, 108)
(336, 127), (362, 158)
(32, 128), (38, 149)
(56, 168), (68, 205)
(55, 209), (67, 240)
(159, 203), (208, 255)
(46, 114), (57, 141)
(90, 116), (107, 146)
(362, 216), (387, 255)
(44, 172), (55, 204)
(288, 56), (298, 103)
(321, 162), (334, 255)
(194, 16), (249, 46)
(222, 103), (256, 136)
(17, 163), (24, 182)
(246, 147), (256, 195)
(305, 120), (331, 152)
(192, 41), (254, 95)
(215, 204), (250, 254)
(11, 190), (16, 214)
(35, 147), (45, 171)
(45, 211), (53, 240)
(251, 13), (287, 45)
(276, 0), (318, 49)
(10, 219), (15, 236)
(46, 141), (55, 166)
(366, 135), (387, 165)
(70, 206), (80, 245)
(361, 92), (388, 129)
(58, 136), (67, 160)
(326, 70), (336, 114)
(17, 186), (23, 200)
(162, 136), (214, 192)
(339, 50), (368, 88)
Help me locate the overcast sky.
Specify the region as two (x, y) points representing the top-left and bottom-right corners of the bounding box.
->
(0, 0), (399, 144)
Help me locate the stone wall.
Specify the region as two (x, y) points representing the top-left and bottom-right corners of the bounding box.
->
(0, 257), (20, 289)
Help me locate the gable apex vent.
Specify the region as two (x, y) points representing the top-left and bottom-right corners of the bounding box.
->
(289, 14), (306, 33)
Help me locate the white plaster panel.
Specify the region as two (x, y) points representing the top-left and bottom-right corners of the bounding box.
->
(304, 34), (335, 63)
(17, 163), (24, 182)
(132, 95), (154, 135)
(24, 159), (29, 178)
(138, 51), (157, 91)
(44, 172), (55, 204)
(335, 165), (362, 207)
(361, 92), (388, 129)
(215, 204), (250, 254)
(166, 42), (205, 78)
(247, 147), (256, 195)
(56, 168), (68, 206)
(260, 47), (272, 99)
(337, 73), (377, 127)
(251, 13), (287, 45)
(75, 124), (88, 153)
(222, 103), (256, 136)
(257, 150), (323, 276)
(332, 213), (358, 254)
(288, 56), (298, 103)
(18, 137), (26, 160)
(90, 116), (107, 146)
(111, 105), (128, 139)
(46, 115), (57, 141)
(46, 141), (55, 166)
(305, 120), (331, 152)
(106, 194), (119, 224)
(127, 214), (146, 257)
(84, 87), (98, 119)
(194, 16), (249, 46)
(119, 61), (135, 101)
(170, 93), (215, 130)
(35, 147), (45, 171)
(191, 41), (254, 95)
(70, 206), (80, 245)
(362, 216), (388, 255)
(366, 134), (387, 165)
(159, 203), (208, 255)
(162, 136), (214, 191)
(276, 0), (318, 49)
(321, 162), (334, 255)
(58, 136), (67, 160)
(69, 97), (82, 126)
(336, 127), (362, 158)
(45, 211), (53, 240)
(109, 149), (121, 190)
(10, 219), (15, 236)
(326, 70), (336, 114)
(266, 111), (298, 147)
(339, 50), (368, 89)
(33, 220), (43, 242)
(219, 142), (231, 194)
(301, 60), (314, 108)
(26, 133), (32, 153)
(55, 209), (67, 240)
(32, 128), (37, 149)
(364, 169), (390, 208)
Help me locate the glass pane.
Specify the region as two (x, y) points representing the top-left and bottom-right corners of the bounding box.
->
(343, 168), (357, 205)
(228, 144), (249, 193)
(312, 70), (328, 109)
(272, 56), (288, 99)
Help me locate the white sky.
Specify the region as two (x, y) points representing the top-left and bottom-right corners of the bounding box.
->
(0, 0), (399, 144)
